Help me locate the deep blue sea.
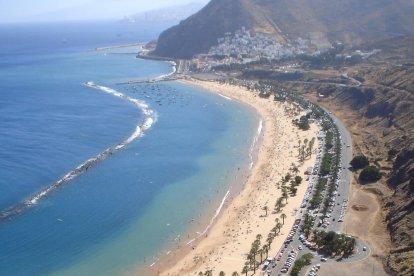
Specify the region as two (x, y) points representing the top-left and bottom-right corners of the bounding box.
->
(0, 21), (258, 275)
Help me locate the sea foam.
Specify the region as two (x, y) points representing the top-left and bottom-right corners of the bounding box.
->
(0, 82), (156, 220)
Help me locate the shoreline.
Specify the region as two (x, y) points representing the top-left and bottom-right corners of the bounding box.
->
(147, 79), (319, 275)
(140, 80), (264, 275)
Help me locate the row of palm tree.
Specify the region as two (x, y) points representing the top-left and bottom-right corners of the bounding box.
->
(199, 271), (241, 276)
(289, 175), (303, 196)
(241, 214), (288, 276)
(298, 137), (316, 162)
(321, 126), (342, 216)
(301, 213), (314, 238)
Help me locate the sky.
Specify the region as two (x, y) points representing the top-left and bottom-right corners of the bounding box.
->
(0, 0), (209, 23)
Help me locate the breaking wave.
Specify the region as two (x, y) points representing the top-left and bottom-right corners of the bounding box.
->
(0, 82), (156, 220)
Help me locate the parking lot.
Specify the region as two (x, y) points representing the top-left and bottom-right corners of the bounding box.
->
(264, 108), (367, 276)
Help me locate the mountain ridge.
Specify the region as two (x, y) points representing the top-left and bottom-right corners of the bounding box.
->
(153, 0), (414, 59)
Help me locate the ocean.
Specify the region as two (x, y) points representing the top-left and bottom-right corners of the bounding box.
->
(0, 20), (259, 275)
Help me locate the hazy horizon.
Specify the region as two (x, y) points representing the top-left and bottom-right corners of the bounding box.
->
(0, 0), (209, 23)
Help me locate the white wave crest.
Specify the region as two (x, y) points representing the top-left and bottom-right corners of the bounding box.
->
(0, 82), (156, 219)
(186, 190), (230, 246)
(218, 93), (232, 101)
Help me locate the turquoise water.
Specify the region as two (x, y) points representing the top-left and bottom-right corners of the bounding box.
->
(0, 22), (258, 275)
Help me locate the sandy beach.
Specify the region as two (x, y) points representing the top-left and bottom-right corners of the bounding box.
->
(152, 79), (319, 275)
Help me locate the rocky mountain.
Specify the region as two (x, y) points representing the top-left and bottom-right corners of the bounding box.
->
(153, 0), (414, 58)
(318, 64), (414, 275)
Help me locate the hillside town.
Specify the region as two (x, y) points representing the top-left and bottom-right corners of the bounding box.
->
(191, 27), (321, 70)
(180, 27), (383, 73)
(208, 27), (314, 59)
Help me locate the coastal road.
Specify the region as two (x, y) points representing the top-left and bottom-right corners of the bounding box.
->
(301, 239), (371, 276)
(268, 108), (362, 276)
(324, 109), (353, 233)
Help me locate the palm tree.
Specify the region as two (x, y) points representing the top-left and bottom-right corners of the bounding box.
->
(345, 238), (356, 256)
(276, 222), (283, 233)
(256, 234), (262, 243)
(232, 272), (239, 276)
(282, 189), (288, 204)
(280, 213), (287, 225)
(249, 255), (256, 274)
(312, 229), (321, 246)
(247, 253), (254, 270)
(300, 145), (306, 161)
(263, 244), (269, 259)
(257, 248), (264, 263)
(242, 265), (249, 276)
(204, 270), (213, 276)
(252, 240), (260, 255)
(275, 218), (280, 226)
(249, 246), (258, 269)
(266, 233), (275, 248)
(308, 137), (315, 157)
(219, 272), (225, 276)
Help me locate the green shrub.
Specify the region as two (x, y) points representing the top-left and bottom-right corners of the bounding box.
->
(359, 166), (382, 182)
(298, 116), (310, 130)
(350, 155), (369, 170)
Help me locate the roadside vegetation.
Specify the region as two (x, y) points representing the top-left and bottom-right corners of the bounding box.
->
(311, 230), (356, 257)
(301, 213), (315, 238)
(319, 153), (333, 176)
(309, 178), (328, 208)
(350, 155), (369, 170)
(360, 166), (382, 182)
(325, 131), (334, 149)
(290, 253), (314, 276)
(293, 115), (310, 130)
(350, 154), (382, 182)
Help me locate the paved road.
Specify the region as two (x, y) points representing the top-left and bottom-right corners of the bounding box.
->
(302, 239), (371, 276)
(266, 109), (369, 276)
(324, 109), (353, 233)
